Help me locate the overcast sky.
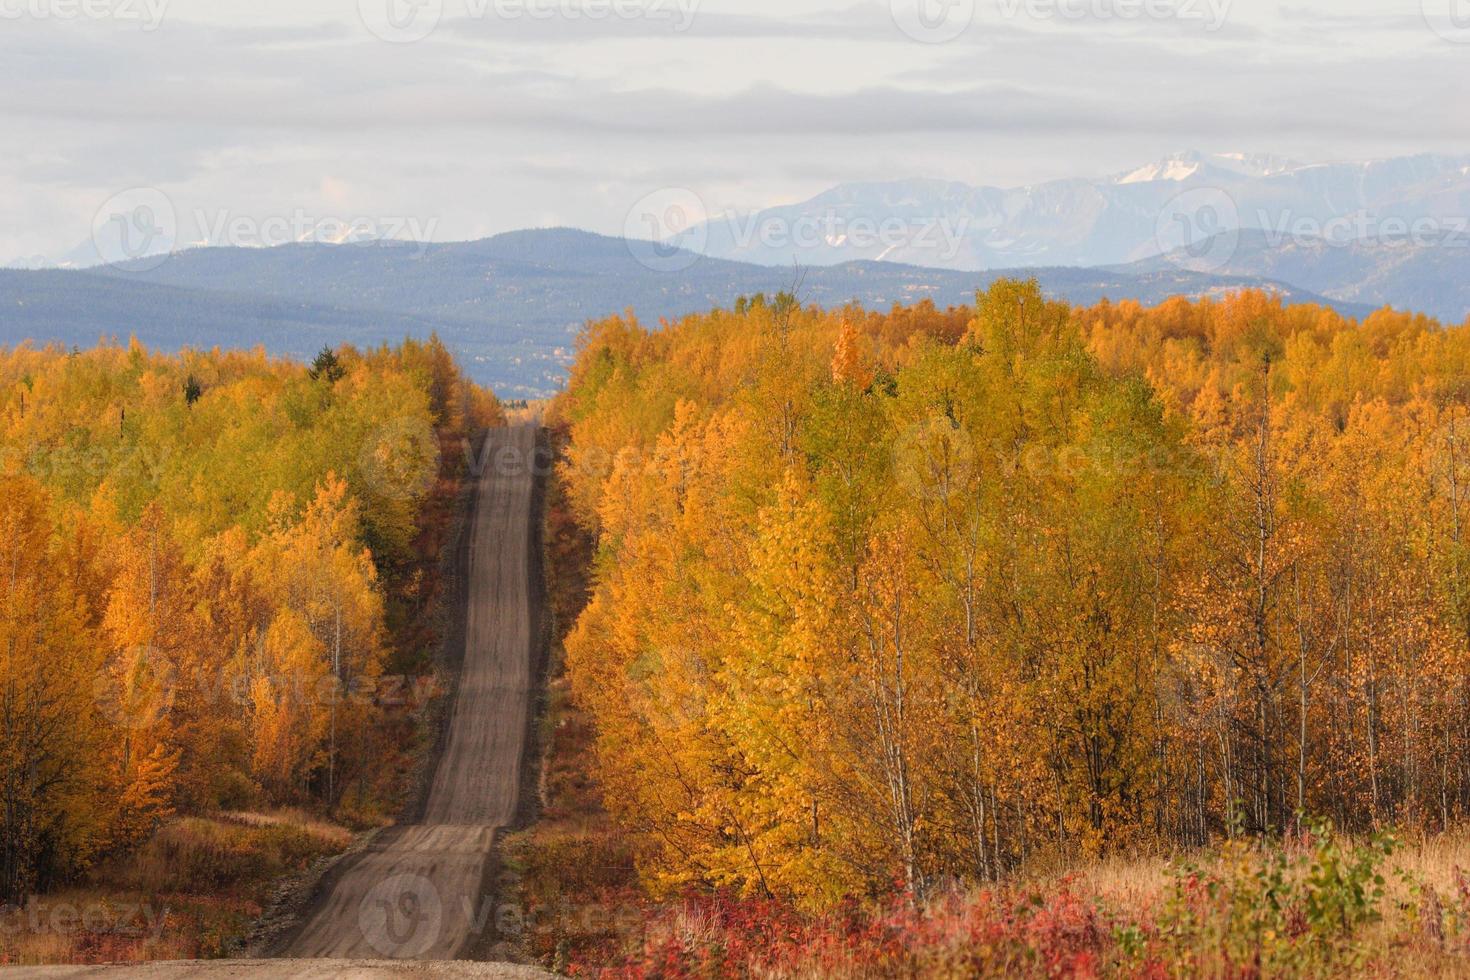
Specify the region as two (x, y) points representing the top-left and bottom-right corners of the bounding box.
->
(2, 0), (1467, 261)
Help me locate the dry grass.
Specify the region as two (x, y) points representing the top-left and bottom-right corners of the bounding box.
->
(535, 827), (1470, 977)
(493, 457), (639, 973)
(584, 828), (1470, 979)
(218, 809), (355, 846)
(0, 811), (353, 967)
(1077, 828), (1470, 911)
(1076, 852), (1172, 906)
(496, 673), (640, 973)
(1391, 828), (1470, 893)
(1066, 830), (1470, 978)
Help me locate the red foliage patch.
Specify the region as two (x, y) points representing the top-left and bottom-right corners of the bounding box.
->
(581, 880), (1130, 980)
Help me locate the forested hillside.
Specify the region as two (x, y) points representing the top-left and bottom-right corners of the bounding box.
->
(553, 283), (1470, 910)
(0, 337), (500, 910)
(0, 229), (1365, 401)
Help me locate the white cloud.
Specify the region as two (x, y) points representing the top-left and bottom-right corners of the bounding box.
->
(0, 0), (1464, 260)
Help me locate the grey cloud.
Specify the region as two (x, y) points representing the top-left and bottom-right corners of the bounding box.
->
(1, 0), (1466, 259)
(1275, 6), (1433, 31)
(439, 1), (902, 42)
(436, 0), (1264, 45)
(5, 60), (1467, 148)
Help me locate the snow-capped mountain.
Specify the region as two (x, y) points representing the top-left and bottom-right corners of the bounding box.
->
(676, 152), (1470, 271)
(1112, 151), (1305, 184)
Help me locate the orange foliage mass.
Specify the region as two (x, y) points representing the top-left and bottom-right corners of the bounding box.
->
(554, 282), (1470, 910)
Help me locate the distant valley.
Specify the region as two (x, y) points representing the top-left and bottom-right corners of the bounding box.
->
(0, 228), (1362, 398)
(1114, 229), (1470, 326)
(5, 151), (1468, 397)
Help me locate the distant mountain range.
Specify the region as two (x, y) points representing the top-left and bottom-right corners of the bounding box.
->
(4, 152), (1466, 396)
(0, 229), (1362, 398)
(1114, 229), (1470, 325)
(680, 151), (1470, 271)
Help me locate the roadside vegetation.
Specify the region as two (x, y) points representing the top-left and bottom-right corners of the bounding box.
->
(0, 335), (500, 965)
(498, 427), (640, 971)
(591, 824), (1470, 978)
(1, 811), (351, 963)
(529, 282), (1470, 976)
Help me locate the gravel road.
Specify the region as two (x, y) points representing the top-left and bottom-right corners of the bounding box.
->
(281, 424), (540, 960)
(0, 426), (547, 978)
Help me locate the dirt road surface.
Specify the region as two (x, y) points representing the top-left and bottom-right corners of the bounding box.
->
(0, 427), (547, 978)
(281, 424), (541, 961)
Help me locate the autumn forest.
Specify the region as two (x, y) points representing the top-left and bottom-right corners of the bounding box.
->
(0, 338), (500, 910)
(553, 282), (1470, 913)
(13, 281), (1470, 973)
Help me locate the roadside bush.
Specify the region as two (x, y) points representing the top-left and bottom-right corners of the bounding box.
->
(587, 822), (1419, 979)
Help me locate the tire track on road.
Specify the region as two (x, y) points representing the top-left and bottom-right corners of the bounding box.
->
(279, 424), (540, 961)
